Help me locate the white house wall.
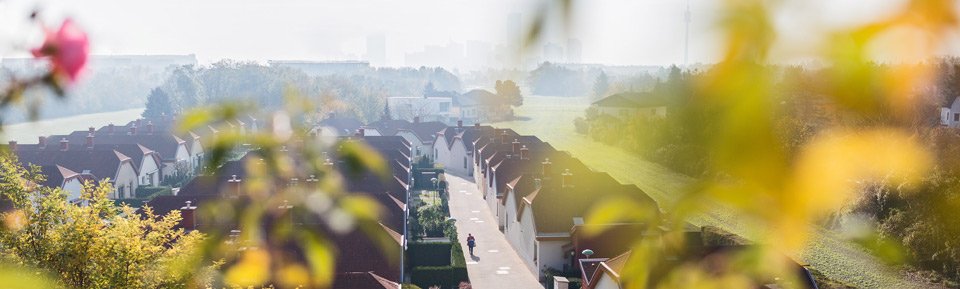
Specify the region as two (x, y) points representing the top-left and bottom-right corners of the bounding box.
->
(397, 131), (427, 158)
(139, 156), (161, 187)
(515, 205), (539, 275)
(162, 144), (192, 177)
(115, 162), (139, 199)
(441, 139), (469, 176)
(190, 141), (204, 173)
(538, 240), (568, 276)
(62, 178), (83, 201)
(594, 274), (620, 289)
(943, 99), (960, 128)
(432, 139), (451, 170)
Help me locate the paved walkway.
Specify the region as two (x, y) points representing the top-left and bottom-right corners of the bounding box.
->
(446, 173), (543, 289)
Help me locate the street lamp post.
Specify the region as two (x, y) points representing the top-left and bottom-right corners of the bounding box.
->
(431, 177), (439, 206)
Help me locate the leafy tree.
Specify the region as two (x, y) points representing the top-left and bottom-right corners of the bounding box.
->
(0, 153), (217, 288)
(142, 87), (174, 118)
(495, 80), (523, 106)
(593, 71), (609, 99)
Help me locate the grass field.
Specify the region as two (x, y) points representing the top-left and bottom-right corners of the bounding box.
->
(493, 95), (923, 289)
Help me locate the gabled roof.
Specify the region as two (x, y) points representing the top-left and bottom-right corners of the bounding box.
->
(524, 171), (659, 234)
(585, 251), (630, 289)
(38, 165), (76, 188)
(456, 89), (500, 107)
(55, 132), (185, 161)
(320, 117), (364, 136)
(16, 149), (133, 183)
(433, 125), (496, 151)
(379, 223), (404, 246)
(593, 92), (668, 108)
(366, 119), (412, 136)
(399, 121), (447, 144)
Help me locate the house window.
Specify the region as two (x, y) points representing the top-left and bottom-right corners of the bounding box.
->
(954, 113), (959, 122)
(534, 242), (538, 263)
(464, 157), (468, 169)
(440, 102), (450, 112)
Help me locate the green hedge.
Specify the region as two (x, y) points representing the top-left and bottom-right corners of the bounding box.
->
(450, 242), (466, 267)
(409, 241), (469, 289)
(135, 186), (173, 199)
(412, 168), (444, 190)
(411, 266), (468, 289)
(408, 242), (452, 267)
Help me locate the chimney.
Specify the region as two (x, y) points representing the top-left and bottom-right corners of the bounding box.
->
(88, 127), (95, 134)
(85, 133), (94, 149)
(542, 158), (552, 176)
(520, 145), (529, 160)
(136, 119), (142, 128)
(500, 131), (508, 144)
(512, 139), (520, 155)
(561, 169), (573, 188)
(59, 138), (69, 151)
(108, 123), (115, 134)
(129, 125), (137, 135)
(181, 201), (197, 231)
(147, 121), (155, 135)
(323, 158), (334, 171)
(356, 128), (365, 137)
(38, 136), (47, 149)
(414, 116), (421, 123)
(8, 141), (16, 151)
(457, 120), (463, 128)
(227, 175), (243, 198)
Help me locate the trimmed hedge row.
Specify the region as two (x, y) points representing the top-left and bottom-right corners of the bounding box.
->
(408, 241), (469, 289)
(408, 242), (452, 267)
(410, 266), (468, 289)
(135, 186), (173, 199)
(450, 242), (466, 267)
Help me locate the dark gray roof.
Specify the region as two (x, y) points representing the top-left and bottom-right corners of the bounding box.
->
(592, 92), (668, 108)
(16, 149), (132, 183)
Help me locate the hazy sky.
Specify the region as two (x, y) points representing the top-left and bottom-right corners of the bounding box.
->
(0, 0), (948, 67)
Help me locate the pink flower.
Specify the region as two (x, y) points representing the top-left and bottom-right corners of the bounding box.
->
(31, 19), (89, 83)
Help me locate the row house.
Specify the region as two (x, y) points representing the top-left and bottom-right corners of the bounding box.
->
(12, 138), (140, 199)
(431, 123), (496, 177)
(430, 124), (663, 280)
(315, 116), (364, 138)
(363, 117), (447, 159)
(146, 135), (412, 288)
(37, 165), (98, 201)
(62, 124), (191, 177)
(107, 118), (209, 174)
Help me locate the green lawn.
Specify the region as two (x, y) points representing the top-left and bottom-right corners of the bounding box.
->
(493, 95), (922, 289)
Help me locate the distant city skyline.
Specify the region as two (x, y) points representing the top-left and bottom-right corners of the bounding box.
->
(1, 0), (949, 69)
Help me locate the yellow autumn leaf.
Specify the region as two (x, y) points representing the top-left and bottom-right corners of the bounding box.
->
(224, 248), (271, 286)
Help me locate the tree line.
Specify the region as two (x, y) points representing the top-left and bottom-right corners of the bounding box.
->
(144, 61), (462, 123)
